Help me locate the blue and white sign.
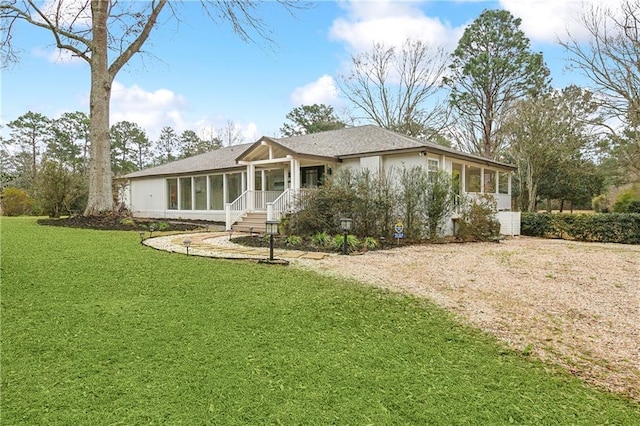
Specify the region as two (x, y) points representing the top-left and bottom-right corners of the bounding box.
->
(393, 221), (404, 239)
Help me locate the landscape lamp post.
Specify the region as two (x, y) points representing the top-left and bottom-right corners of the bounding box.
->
(183, 238), (191, 256)
(139, 231), (146, 244)
(265, 220), (279, 261)
(340, 218), (352, 255)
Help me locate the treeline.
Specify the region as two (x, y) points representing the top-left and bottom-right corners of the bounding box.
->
(0, 111), (242, 216)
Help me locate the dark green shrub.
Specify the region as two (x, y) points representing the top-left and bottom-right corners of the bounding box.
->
(456, 195), (501, 242)
(521, 212), (552, 237)
(1, 187), (33, 216)
(612, 187), (640, 213)
(521, 212), (640, 244)
(626, 200), (640, 213)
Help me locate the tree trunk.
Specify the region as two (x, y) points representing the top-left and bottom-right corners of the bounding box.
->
(84, 1), (114, 216)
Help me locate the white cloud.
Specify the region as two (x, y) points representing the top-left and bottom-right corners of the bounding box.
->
(290, 75), (339, 106)
(329, 0), (464, 52)
(110, 81), (187, 139)
(500, 0), (629, 44)
(32, 47), (84, 64)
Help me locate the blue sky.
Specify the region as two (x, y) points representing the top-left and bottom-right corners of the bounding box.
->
(0, 0), (616, 143)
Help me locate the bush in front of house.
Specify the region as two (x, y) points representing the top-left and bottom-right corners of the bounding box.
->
(521, 212), (640, 244)
(286, 167), (455, 241)
(456, 195), (501, 242)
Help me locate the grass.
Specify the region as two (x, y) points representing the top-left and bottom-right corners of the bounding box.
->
(1, 217), (639, 424)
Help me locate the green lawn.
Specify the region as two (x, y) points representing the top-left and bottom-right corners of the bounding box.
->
(1, 217), (639, 424)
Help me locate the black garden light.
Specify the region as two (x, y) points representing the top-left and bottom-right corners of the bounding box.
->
(265, 220), (279, 261)
(139, 231), (146, 244)
(340, 218), (352, 255)
(183, 238), (192, 256)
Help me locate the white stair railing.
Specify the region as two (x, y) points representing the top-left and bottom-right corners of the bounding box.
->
(225, 190), (249, 230)
(268, 188), (300, 221)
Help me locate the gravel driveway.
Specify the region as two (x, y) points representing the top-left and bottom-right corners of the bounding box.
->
(296, 236), (640, 401)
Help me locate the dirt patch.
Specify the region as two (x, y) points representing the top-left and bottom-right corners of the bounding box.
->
(297, 236), (640, 402)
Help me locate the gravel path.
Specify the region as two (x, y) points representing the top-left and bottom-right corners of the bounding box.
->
(295, 237), (640, 402)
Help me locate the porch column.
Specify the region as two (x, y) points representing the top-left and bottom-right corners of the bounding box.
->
(290, 159), (301, 191)
(206, 175), (211, 210)
(223, 174), (228, 204)
(246, 164), (255, 210)
(461, 165), (466, 193)
(480, 168), (485, 193)
(284, 168), (289, 190)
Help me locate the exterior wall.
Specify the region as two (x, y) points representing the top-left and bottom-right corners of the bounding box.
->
(128, 175), (227, 222)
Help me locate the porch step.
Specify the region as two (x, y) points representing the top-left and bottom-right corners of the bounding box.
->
(232, 212), (268, 234)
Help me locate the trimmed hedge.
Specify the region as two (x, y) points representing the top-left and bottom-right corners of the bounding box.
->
(521, 212), (640, 244)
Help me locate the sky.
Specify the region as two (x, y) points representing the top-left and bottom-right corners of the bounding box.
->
(0, 0), (622, 144)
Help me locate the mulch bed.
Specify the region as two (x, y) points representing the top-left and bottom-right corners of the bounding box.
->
(37, 214), (220, 232)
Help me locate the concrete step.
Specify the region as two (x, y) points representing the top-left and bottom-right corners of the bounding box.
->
(232, 212), (268, 234)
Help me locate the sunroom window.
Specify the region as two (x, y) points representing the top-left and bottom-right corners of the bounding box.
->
(167, 178), (178, 210)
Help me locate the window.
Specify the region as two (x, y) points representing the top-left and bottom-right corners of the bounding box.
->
(484, 170), (496, 193)
(227, 172), (242, 202)
(209, 175), (223, 210)
(194, 176), (207, 210)
(179, 177), (192, 210)
(167, 178), (178, 210)
(465, 166), (481, 192)
(499, 172), (509, 194)
(427, 159), (439, 182)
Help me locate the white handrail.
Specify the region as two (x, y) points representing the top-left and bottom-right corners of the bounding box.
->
(225, 190), (249, 230)
(266, 188), (293, 221)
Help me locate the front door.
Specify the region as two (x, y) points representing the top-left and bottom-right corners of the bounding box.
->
(301, 166), (325, 188)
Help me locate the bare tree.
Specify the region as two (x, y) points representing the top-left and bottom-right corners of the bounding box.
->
(338, 39), (449, 139)
(1, 0), (300, 215)
(561, 0), (640, 127)
(561, 0), (640, 181)
(217, 120), (245, 146)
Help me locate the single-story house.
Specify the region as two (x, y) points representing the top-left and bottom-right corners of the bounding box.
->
(123, 125), (520, 235)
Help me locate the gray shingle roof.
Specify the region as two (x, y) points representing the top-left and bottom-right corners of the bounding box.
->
(126, 125), (515, 179)
(124, 142), (254, 179)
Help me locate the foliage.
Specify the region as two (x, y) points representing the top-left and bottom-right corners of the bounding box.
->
(110, 121), (150, 174)
(521, 212), (640, 244)
(424, 170), (455, 239)
(310, 231), (331, 248)
(339, 39), (449, 138)
(289, 167), (454, 240)
(332, 234), (361, 253)
(612, 186), (640, 213)
(504, 86), (601, 211)
(6, 111), (52, 185)
(456, 195), (501, 242)
(592, 194), (611, 213)
(0, 187), (33, 216)
(280, 104), (345, 137)
(444, 9), (550, 159)
(362, 236), (379, 250)
(34, 161), (88, 218)
(284, 234), (302, 247)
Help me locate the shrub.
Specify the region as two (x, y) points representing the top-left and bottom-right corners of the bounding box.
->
(612, 187), (640, 213)
(310, 232), (331, 248)
(34, 161), (88, 218)
(456, 195), (501, 242)
(332, 234), (361, 253)
(521, 212), (640, 244)
(284, 235), (302, 247)
(1, 187), (33, 216)
(362, 236), (379, 250)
